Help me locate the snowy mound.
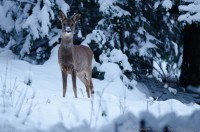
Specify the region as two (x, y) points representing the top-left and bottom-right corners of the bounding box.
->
(0, 46), (200, 131)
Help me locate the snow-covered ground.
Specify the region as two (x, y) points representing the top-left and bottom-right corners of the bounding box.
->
(0, 46), (200, 131)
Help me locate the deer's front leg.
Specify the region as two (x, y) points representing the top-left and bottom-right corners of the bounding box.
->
(71, 67), (77, 98)
(62, 71), (68, 97)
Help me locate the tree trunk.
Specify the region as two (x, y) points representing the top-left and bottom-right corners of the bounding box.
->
(180, 23), (200, 87)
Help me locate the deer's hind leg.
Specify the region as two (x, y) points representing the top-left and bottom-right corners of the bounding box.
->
(77, 72), (90, 98)
(90, 78), (94, 96)
(87, 68), (94, 96)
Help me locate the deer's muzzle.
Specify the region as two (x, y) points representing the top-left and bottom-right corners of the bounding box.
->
(65, 26), (72, 33)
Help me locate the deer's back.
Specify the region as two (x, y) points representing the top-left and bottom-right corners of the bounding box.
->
(73, 45), (93, 72)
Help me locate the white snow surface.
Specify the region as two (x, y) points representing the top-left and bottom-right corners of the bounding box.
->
(154, 1), (160, 9)
(162, 0), (173, 10)
(55, 0), (70, 17)
(137, 27), (158, 56)
(82, 29), (106, 48)
(0, 1), (15, 33)
(99, 49), (132, 72)
(98, 0), (130, 17)
(154, 0), (173, 10)
(0, 46), (200, 131)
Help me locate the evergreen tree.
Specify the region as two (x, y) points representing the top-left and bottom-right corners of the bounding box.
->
(179, 0), (200, 87)
(0, 0), (69, 64)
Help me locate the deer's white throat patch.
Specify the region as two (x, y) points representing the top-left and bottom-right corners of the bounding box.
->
(63, 32), (73, 37)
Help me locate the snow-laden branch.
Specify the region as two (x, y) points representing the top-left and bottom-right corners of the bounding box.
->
(179, 0), (200, 24)
(16, 0), (36, 5)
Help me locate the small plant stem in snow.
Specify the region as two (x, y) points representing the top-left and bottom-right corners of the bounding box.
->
(15, 86), (28, 118)
(22, 88), (35, 124)
(79, 87), (84, 98)
(2, 53), (9, 113)
(95, 79), (113, 127)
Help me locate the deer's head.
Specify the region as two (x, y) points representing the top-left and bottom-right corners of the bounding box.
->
(59, 11), (81, 39)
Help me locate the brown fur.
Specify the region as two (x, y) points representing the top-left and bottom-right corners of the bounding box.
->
(58, 11), (94, 98)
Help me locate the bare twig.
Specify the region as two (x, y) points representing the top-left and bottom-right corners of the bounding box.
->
(69, 0), (74, 7)
(2, 49), (9, 113)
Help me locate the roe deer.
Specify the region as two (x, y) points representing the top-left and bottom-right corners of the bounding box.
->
(58, 11), (94, 98)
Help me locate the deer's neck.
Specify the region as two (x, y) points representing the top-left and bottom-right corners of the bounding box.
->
(61, 36), (74, 51)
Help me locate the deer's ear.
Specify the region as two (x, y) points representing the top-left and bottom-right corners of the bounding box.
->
(58, 11), (66, 22)
(71, 13), (81, 22)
